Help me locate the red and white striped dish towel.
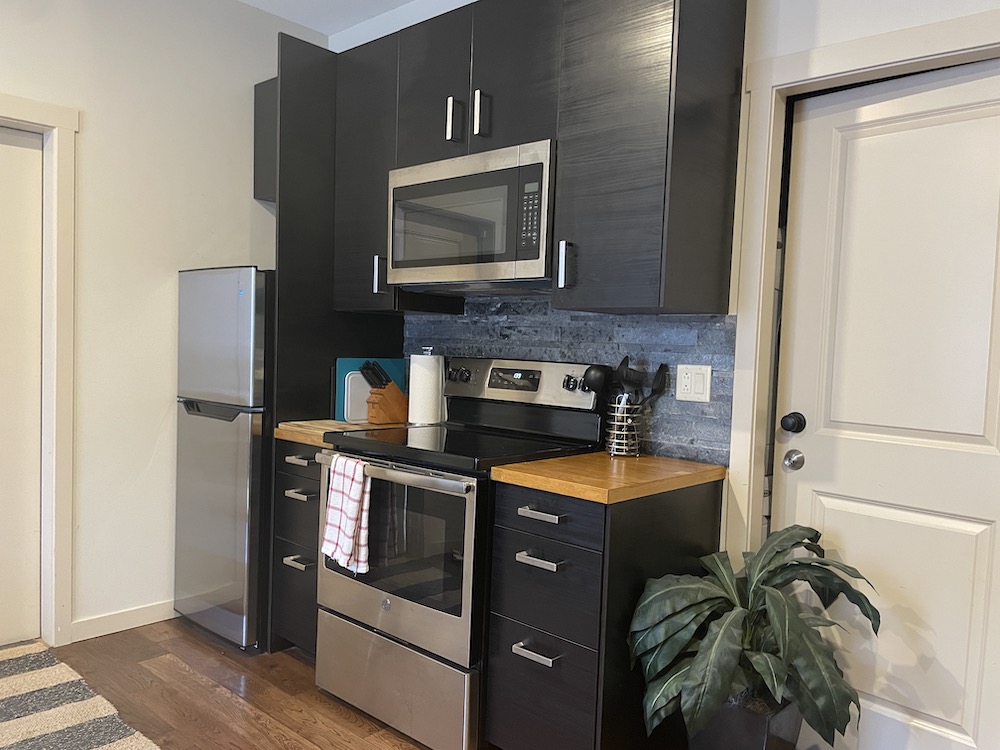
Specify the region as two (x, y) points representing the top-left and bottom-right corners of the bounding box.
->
(321, 453), (372, 574)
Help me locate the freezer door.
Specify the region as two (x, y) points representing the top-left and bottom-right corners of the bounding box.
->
(178, 267), (266, 407)
(174, 401), (262, 648)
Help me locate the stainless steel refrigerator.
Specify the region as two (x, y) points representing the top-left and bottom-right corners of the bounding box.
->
(175, 266), (272, 648)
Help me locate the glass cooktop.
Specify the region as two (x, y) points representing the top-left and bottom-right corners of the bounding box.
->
(323, 423), (599, 473)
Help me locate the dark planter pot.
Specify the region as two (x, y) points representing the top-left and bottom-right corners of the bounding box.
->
(688, 700), (802, 750)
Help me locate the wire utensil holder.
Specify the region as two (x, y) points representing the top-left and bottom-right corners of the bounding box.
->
(606, 392), (647, 457)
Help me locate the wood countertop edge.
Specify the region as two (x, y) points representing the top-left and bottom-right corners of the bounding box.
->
(273, 426), (333, 449)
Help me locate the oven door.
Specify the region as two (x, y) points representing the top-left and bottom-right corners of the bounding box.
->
(317, 452), (479, 668)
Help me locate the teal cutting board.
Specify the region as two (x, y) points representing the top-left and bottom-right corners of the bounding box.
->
(334, 357), (406, 421)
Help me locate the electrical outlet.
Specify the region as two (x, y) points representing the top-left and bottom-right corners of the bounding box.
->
(676, 364), (712, 403)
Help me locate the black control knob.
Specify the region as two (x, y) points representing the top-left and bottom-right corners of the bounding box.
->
(780, 412), (807, 433)
(446, 368), (459, 382)
(562, 375), (578, 391)
(458, 368), (472, 383)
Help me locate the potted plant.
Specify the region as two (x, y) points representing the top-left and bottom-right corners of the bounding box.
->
(628, 525), (880, 749)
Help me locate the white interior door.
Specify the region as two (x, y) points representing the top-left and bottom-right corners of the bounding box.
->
(773, 59), (1000, 750)
(0, 126), (43, 645)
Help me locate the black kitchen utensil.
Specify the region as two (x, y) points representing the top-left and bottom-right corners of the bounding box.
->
(641, 363), (669, 405)
(360, 361), (388, 388)
(615, 356), (645, 398)
(583, 364), (613, 397)
(371, 360), (393, 388)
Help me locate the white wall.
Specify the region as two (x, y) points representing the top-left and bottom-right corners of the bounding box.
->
(0, 0), (324, 638)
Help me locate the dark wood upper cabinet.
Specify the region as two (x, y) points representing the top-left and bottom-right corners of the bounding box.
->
(396, 6), (474, 168)
(468, 0), (562, 154)
(552, 0), (746, 313)
(395, 0), (561, 167)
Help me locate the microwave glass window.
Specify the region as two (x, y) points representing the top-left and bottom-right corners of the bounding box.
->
(394, 185), (508, 267)
(327, 478), (466, 617)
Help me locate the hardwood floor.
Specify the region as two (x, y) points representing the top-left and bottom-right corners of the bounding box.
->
(54, 618), (427, 750)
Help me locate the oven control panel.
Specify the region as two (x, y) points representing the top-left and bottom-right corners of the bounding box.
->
(444, 357), (597, 410)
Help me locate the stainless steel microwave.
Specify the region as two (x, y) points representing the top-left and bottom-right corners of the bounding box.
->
(387, 139), (553, 286)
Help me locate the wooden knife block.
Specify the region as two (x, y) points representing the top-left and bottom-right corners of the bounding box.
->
(366, 381), (408, 424)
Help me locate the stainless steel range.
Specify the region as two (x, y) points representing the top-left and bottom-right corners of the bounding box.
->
(314, 358), (602, 750)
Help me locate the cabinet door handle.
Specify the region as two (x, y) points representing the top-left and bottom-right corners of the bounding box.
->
(372, 254), (383, 295)
(472, 89), (491, 137)
(284, 455), (315, 467)
(284, 489), (316, 502)
(517, 505), (564, 524)
(282, 555), (315, 571)
(557, 240), (574, 289)
(515, 550), (563, 572)
(511, 641), (559, 668)
(445, 95), (463, 142)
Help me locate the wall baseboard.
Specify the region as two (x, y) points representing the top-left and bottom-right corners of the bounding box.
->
(70, 600), (177, 643)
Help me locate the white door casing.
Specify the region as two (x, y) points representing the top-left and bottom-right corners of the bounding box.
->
(0, 93), (78, 647)
(773, 60), (1000, 749)
(0, 126), (43, 645)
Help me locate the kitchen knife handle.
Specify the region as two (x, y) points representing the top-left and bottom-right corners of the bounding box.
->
(284, 489), (316, 502)
(473, 89), (491, 137)
(515, 550), (563, 572)
(282, 555), (315, 572)
(517, 506), (564, 525)
(511, 641), (559, 668)
(284, 455), (315, 467)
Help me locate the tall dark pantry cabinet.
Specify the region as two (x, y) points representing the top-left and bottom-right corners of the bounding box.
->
(255, 34), (403, 653)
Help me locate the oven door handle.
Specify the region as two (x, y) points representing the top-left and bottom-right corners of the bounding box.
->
(364, 465), (473, 497)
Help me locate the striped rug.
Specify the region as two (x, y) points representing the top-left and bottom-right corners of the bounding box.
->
(0, 640), (158, 750)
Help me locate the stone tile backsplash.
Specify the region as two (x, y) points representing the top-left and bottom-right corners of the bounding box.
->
(404, 297), (736, 465)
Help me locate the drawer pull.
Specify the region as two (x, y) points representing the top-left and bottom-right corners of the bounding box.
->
(284, 489), (316, 502)
(511, 641), (559, 668)
(284, 455), (315, 467)
(517, 506), (564, 525)
(281, 555), (315, 572)
(515, 550), (563, 573)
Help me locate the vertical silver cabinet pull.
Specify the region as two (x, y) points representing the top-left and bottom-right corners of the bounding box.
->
(282, 555), (316, 571)
(511, 641), (559, 668)
(515, 550), (563, 572)
(473, 89), (491, 137)
(557, 240), (573, 289)
(372, 254), (382, 295)
(445, 95), (463, 142)
(283, 489), (316, 502)
(284, 455), (315, 467)
(517, 505), (564, 524)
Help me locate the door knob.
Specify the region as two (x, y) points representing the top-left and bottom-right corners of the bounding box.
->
(780, 411), (807, 433)
(782, 449), (805, 471)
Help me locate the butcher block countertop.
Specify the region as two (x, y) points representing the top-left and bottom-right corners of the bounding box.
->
(491, 452), (726, 504)
(274, 419), (403, 448)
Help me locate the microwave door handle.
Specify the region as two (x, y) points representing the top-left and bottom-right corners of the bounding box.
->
(364, 464), (473, 497)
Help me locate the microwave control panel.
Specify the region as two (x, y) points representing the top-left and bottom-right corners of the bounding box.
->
(516, 163), (545, 257)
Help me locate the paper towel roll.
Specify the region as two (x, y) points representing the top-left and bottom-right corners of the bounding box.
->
(408, 354), (445, 425)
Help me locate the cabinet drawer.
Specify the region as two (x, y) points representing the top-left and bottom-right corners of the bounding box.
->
(274, 471), (321, 548)
(495, 484), (605, 551)
(491, 526), (602, 649)
(485, 613), (598, 750)
(275, 440), (323, 481)
(271, 538), (318, 653)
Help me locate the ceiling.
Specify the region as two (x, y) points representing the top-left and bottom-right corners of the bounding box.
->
(235, 0), (415, 37)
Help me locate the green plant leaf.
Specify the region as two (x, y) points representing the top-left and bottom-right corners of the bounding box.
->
(642, 659), (692, 735)
(630, 575), (730, 632)
(699, 552), (742, 606)
(746, 650), (788, 704)
(630, 598), (725, 658)
(800, 613), (841, 630)
(680, 608), (748, 736)
(768, 563), (881, 635)
(764, 587), (859, 743)
(745, 526), (821, 609)
(639, 607), (716, 682)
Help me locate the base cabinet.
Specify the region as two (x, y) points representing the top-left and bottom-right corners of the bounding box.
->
(486, 481), (723, 750)
(269, 440), (322, 653)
